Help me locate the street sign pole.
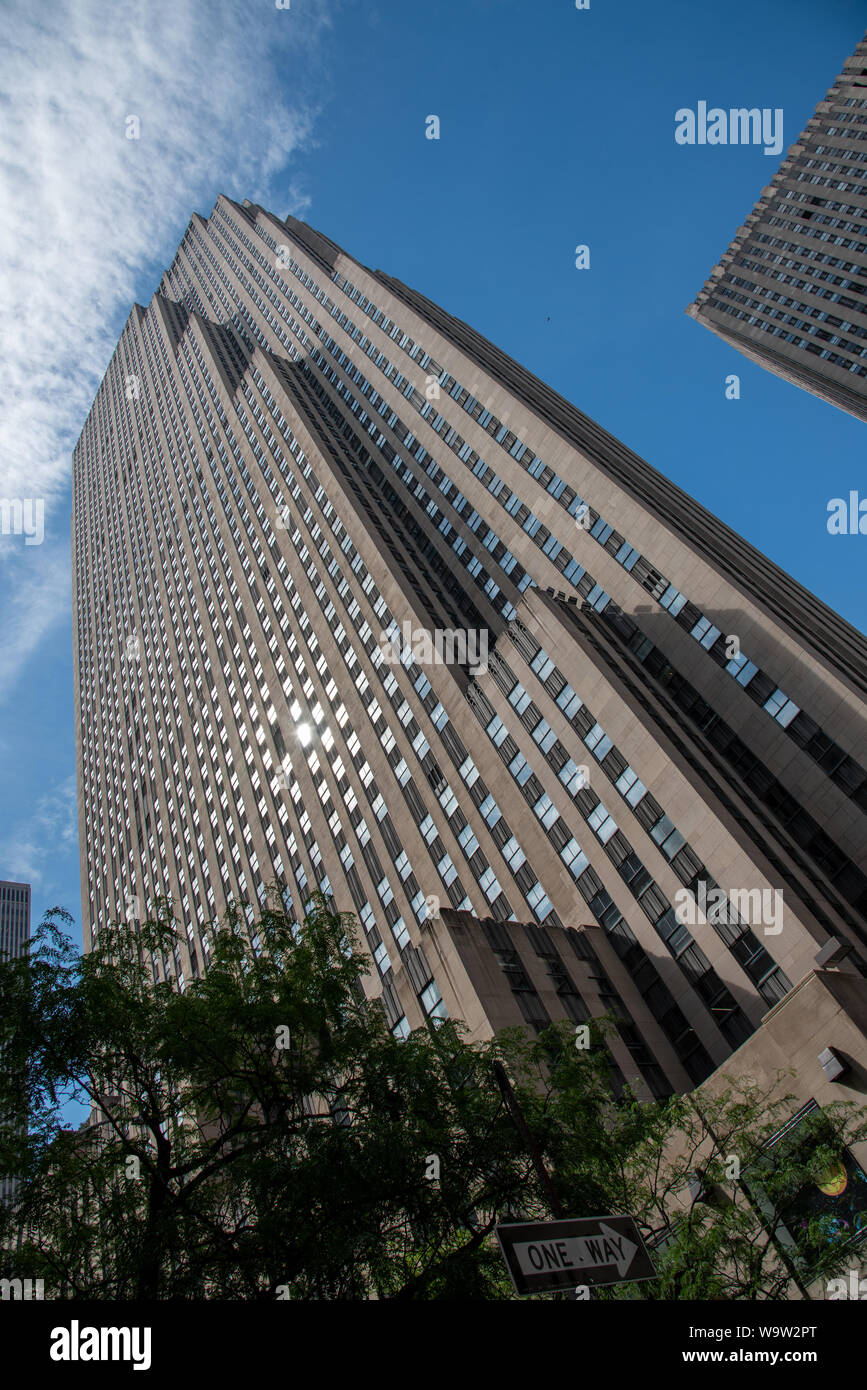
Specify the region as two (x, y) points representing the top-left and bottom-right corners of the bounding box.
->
(492, 1059), (565, 1219)
(496, 1214), (657, 1297)
(493, 1058), (588, 1299)
(491, 1061), (656, 1299)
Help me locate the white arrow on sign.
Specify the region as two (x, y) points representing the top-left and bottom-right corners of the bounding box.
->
(512, 1222), (639, 1280)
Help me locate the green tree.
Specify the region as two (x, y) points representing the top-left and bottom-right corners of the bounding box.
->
(0, 897), (535, 1299)
(1, 898), (864, 1300)
(523, 1041), (867, 1300)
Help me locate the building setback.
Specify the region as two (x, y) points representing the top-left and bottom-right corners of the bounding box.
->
(687, 32), (867, 421)
(0, 880), (30, 1206)
(72, 196), (867, 1104)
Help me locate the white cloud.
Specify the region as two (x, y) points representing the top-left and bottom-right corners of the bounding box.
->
(285, 179), (314, 219)
(0, 774), (78, 892)
(0, 545), (71, 703)
(0, 0), (328, 700)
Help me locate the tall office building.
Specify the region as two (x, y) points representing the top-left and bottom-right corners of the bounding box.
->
(0, 881), (29, 965)
(687, 32), (867, 421)
(0, 880), (30, 1206)
(72, 195), (867, 1105)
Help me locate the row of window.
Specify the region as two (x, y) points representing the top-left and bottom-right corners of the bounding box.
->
(583, 599), (867, 937)
(217, 202), (867, 813)
(500, 622), (792, 1006)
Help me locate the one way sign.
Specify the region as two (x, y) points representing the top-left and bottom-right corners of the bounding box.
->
(496, 1214), (656, 1295)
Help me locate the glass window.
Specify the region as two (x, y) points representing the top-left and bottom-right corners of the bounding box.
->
(735, 659), (758, 687)
(588, 803), (617, 843)
(487, 715), (509, 747)
(510, 752), (533, 786)
(421, 980), (448, 1020)
(534, 794), (559, 830)
(479, 867), (502, 901)
(502, 836), (526, 870)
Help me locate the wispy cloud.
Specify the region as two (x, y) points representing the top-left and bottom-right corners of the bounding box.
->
(0, 0), (329, 699)
(0, 774), (78, 892)
(0, 545), (71, 703)
(285, 179), (314, 219)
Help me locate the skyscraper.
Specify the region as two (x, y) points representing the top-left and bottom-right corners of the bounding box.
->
(687, 32), (867, 420)
(0, 881), (29, 965)
(72, 196), (867, 1103)
(0, 879), (30, 1206)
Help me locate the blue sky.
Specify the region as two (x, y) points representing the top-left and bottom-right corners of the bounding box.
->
(1, 0), (865, 974)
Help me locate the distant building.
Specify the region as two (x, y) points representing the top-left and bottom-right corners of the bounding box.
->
(0, 880), (30, 1206)
(687, 32), (867, 421)
(0, 880), (29, 964)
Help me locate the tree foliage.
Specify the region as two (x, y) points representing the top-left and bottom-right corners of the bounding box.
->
(1, 899), (864, 1300)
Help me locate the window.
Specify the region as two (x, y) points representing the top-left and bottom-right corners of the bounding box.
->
(560, 760), (587, 796)
(588, 803), (617, 843)
(765, 688), (800, 727)
(586, 723), (613, 761)
(509, 684), (532, 716)
(509, 752), (533, 786)
(458, 824), (480, 858)
(557, 684), (582, 720)
(734, 658), (758, 687)
(420, 980), (448, 1020)
(438, 853), (457, 887)
(476, 866), (500, 901)
(533, 720), (557, 754)
(487, 715), (508, 747)
(526, 881), (553, 920)
(561, 837), (589, 877)
(534, 793), (559, 830)
(691, 615), (722, 649)
(457, 756), (479, 790)
(502, 836), (526, 871)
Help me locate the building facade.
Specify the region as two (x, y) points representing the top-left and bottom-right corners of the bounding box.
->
(72, 196), (867, 1104)
(0, 879), (30, 1206)
(428, 909), (670, 1100)
(429, 907), (867, 1296)
(687, 32), (867, 421)
(0, 880), (29, 965)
